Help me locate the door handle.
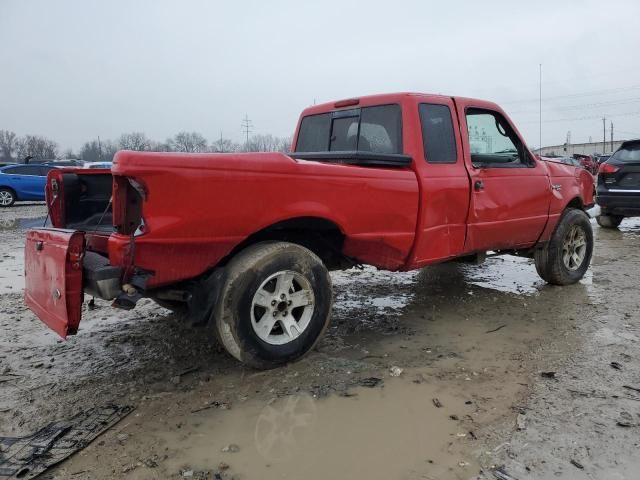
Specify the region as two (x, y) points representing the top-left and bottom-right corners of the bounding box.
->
(474, 180), (484, 191)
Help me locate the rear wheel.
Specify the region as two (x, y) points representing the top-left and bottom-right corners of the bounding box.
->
(0, 188), (16, 207)
(213, 241), (332, 369)
(596, 214), (623, 229)
(534, 209), (593, 285)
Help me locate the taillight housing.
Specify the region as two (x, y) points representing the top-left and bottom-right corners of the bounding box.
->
(46, 169), (65, 227)
(598, 163), (619, 174)
(113, 176), (143, 235)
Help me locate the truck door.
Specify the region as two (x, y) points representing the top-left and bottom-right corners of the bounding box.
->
(408, 97), (470, 267)
(456, 101), (550, 252)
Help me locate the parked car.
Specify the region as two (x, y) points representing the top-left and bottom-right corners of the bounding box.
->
(573, 154), (597, 174)
(42, 159), (84, 167)
(596, 139), (640, 228)
(0, 164), (56, 207)
(83, 162), (113, 169)
(24, 92), (595, 369)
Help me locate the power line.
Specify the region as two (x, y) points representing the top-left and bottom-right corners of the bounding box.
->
(507, 97), (640, 115)
(240, 114), (253, 148)
(517, 109), (640, 125)
(500, 84), (640, 105)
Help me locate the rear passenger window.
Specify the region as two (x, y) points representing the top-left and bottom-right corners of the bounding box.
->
(419, 104), (457, 164)
(296, 113), (331, 152)
(295, 104), (403, 154)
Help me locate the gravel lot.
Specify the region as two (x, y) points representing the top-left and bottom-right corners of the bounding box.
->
(1, 203), (639, 479)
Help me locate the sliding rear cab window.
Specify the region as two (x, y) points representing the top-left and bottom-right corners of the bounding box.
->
(295, 104), (402, 154)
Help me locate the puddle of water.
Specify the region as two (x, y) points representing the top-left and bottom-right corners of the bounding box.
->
(162, 378), (474, 480)
(332, 267), (418, 317)
(460, 255), (544, 295)
(618, 216), (640, 234)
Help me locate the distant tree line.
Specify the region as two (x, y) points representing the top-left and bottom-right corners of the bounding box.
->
(0, 129), (292, 163)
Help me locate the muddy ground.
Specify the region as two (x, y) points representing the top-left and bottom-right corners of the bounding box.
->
(1, 203), (639, 480)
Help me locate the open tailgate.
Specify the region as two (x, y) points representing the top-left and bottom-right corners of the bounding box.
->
(24, 229), (85, 337)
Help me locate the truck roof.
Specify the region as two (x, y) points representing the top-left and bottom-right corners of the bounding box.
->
(301, 92), (502, 116)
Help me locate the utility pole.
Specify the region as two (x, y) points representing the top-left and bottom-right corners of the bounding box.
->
(610, 121), (614, 152)
(602, 117), (606, 154)
(98, 135), (102, 161)
(539, 64), (542, 152)
(241, 114), (253, 151)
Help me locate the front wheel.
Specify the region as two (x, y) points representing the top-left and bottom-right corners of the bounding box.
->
(596, 214), (623, 229)
(0, 188), (16, 207)
(213, 241), (332, 369)
(534, 209), (593, 285)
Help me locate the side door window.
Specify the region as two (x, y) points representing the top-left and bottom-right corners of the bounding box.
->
(465, 108), (531, 168)
(7, 165), (41, 176)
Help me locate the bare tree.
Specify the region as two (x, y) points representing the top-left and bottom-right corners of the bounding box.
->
(244, 134), (292, 153)
(80, 139), (119, 162)
(0, 130), (18, 162)
(150, 140), (173, 152)
(80, 140), (102, 162)
(61, 148), (80, 159)
(102, 140), (119, 161)
(170, 131), (208, 153)
(118, 132), (151, 151)
(210, 136), (239, 153)
(15, 135), (58, 161)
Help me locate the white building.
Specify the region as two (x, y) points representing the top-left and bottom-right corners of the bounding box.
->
(536, 140), (630, 157)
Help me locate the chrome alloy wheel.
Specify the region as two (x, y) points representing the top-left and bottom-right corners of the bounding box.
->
(0, 190), (14, 206)
(250, 270), (315, 345)
(562, 225), (587, 271)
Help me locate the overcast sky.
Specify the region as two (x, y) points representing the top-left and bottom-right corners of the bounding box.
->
(2, 0), (640, 152)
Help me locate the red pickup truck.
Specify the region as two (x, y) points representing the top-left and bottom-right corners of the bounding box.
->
(25, 93), (595, 369)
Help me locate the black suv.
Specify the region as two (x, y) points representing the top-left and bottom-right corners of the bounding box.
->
(596, 139), (640, 228)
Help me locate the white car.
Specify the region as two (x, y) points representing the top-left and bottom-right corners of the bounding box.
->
(83, 162), (113, 169)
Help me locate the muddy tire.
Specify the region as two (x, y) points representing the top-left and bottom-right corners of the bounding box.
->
(0, 188), (16, 207)
(213, 241), (332, 369)
(596, 214), (623, 229)
(534, 209), (593, 286)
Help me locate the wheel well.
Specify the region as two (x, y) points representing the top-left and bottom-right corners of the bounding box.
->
(566, 197), (583, 210)
(0, 186), (17, 200)
(222, 217), (348, 270)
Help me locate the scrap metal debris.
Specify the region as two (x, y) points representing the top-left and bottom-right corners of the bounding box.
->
(485, 324), (506, 333)
(610, 361), (623, 370)
(516, 413), (526, 431)
(358, 377), (383, 388)
(0, 405), (133, 480)
(492, 465), (519, 480)
(570, 459), (585, 470)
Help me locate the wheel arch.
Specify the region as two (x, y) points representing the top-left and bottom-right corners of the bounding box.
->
(0, 185), (18, 203)
(220, 216), (348, 270)
(565, 196), (584, 211)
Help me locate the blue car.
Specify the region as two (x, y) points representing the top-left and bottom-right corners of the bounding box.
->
(0, 164), (56, 207)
